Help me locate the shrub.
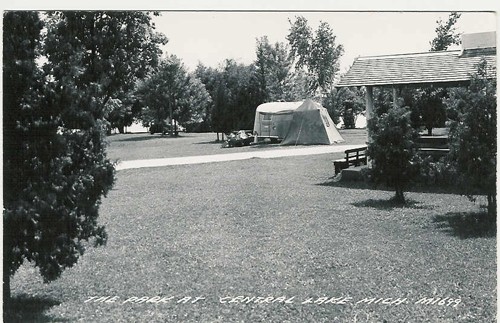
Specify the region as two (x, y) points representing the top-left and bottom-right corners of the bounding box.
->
(366, 105), (420, 203)
(445, 59), (496, 220)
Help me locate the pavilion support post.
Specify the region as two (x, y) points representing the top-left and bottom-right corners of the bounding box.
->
(392, 86), (399, 108)
(365, 86), (374, 168)
(365, 85), (374, 139)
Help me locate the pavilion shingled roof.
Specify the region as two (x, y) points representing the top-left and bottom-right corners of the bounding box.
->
(337, 47), (496, 87)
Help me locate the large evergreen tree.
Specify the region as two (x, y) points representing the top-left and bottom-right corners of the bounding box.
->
(3, 11), (166, 300)
(3, 11), (45, 300)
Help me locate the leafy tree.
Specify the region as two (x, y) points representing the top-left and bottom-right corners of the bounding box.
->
(446, 59), (496, 219)
(3, 11), (44, 300)
(287, 16), (344, 95)
(194, 63), (220, 133)
(178, 77), (213, 129)
(283, 69), (313, 101)
(430, 12), (462, 51)
(3, 11), (165, 300)
(44, 12), (166, 128)
(372, 87), (394, 116)
(413, 12), (462, 135)
(219, 60), (260, 132)
(137, 55), (211, 136)
(105, 93), (143, 134)
(323, 87), (365, 128)
(199, 60), (261, 137)
(413, 89), (447, 135)
(106, 98), (133, 133)
(254, 36), (294, 102)
(367, 106), (420, 204)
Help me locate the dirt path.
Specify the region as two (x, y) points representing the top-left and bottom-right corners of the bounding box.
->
(116, 144), (365, 170)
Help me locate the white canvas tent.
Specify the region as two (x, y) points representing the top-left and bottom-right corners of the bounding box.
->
(252, 99), (344, 145)
(281, 99), (344, 145)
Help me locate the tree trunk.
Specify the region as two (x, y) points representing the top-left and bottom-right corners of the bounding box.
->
(3, 262), (10, 302)
(393, 188), (406, 204)
(427, 127), (433, 136)
(3, 235), (11, 303)
(216, 132), (220, 142)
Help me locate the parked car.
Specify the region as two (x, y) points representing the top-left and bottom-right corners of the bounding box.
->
(224, 130), (254, 147)
(149, 123), (165, 134)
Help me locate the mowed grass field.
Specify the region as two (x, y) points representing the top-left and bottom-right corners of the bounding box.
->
(105, 129), (369, 161)
(8, 130), (496, 322)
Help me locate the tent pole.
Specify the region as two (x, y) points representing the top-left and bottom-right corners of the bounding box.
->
(295, 118), (304, 146)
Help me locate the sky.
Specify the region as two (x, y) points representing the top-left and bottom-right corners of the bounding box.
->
(3, 2), (498, 74)
(151, 11), (497, 73)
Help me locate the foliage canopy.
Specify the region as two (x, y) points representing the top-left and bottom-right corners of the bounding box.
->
(367, 106), (420, 203)
(446, 59), (497, 219)
(3, 11), (165, 299)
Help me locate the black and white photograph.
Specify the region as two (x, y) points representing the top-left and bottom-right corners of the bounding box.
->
(2, 2), (498, 322)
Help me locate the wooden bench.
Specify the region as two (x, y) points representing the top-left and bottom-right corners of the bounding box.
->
(415, 136), (450, 159)
(334, 146), (368, 175)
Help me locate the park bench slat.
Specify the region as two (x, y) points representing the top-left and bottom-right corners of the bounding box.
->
(333, 146), (367, 175)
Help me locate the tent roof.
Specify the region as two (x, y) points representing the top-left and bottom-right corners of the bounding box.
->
(255, 101), (303, 113)
(337, 47), (496, 88)
(296, 98), (322, 111)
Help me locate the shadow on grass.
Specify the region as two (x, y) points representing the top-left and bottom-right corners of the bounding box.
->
(4, 294), (65, 322)
(195, 140), (225, 145)
(249, 143), (282, 149)
(352, 198), (432, 211)
(433, 211), (496, 239)
(318, 179), (462, 195)
(114, 134), (185, 142)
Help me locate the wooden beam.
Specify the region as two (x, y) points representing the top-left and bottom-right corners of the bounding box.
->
(365, 86), (374, 167)
(336, 80), (472, 89)
(392, 86), (398, 108)
(365, 86), (374, 143)
(365, 86), (374, 121)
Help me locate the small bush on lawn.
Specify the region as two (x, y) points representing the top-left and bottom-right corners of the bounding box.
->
(366, 105), (420, 204)
(417, 156), (457, 186)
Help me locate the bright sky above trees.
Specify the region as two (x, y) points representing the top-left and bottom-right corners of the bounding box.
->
(152, 11), (496, 73)
(4, 2), (498, 73)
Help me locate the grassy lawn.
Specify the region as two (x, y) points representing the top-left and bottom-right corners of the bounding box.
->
(105, 129), (369, 162)
(8, 130), (496, 322)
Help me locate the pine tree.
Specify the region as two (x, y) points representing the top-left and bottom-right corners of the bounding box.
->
(3, 11), (166, 300)
(367, 106), (420, 203)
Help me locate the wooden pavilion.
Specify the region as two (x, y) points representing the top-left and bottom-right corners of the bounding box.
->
(336, 31), (496, 129)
